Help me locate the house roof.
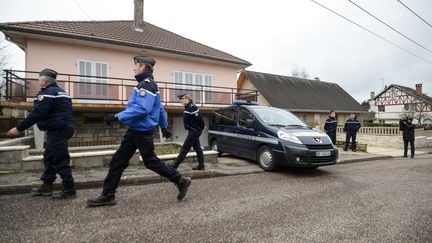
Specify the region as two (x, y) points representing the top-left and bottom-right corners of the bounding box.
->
(240, 70), (366, 113)
(0, 20), (251, 67)
(373, 84), (432, 105)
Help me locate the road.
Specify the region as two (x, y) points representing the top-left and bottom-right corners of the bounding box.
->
(1, 155), (431, 242)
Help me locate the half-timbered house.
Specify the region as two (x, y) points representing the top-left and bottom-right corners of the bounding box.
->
(369, 83), (432, 124)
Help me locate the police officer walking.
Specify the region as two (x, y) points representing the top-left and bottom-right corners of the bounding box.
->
(172, 94), (205, 170)
(343, 113), (361, 152)
(324, 110), (337, 145)
(86, 56), (191, 207)
(399, 117), (415, 158)
(7, 69), (76, 199)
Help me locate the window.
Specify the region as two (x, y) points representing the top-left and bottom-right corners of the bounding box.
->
(213, 108), (236, 126)
(173, 71), (213, 103)
(77, 59), (109, 98)
(404, 104), (415, 111)
(378, 105), (385, 112)
(239, 108), (254, 127)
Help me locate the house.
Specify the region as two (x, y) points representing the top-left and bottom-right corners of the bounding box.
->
(369, 83), (432, 124)
(237, 70), (366, 128)
(0, 20), (252, 148)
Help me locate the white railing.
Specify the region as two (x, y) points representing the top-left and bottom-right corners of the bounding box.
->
(336, 126), (401, 136)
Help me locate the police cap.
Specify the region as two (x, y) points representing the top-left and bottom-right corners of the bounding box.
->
(133, 56), (156, 66)
(39, 69), (57, 79)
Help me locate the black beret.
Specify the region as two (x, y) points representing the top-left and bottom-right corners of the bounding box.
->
(133, 56), (156, 66)
(177, 93), (190, 99)
(39, 69), (57, 79)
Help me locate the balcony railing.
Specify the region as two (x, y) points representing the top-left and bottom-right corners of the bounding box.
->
(2, 70), (258, 107)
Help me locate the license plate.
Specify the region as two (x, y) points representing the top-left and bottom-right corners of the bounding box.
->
(316, 151), (331, 157)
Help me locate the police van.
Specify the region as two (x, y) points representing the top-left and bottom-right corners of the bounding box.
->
(208, 101), (338, 171)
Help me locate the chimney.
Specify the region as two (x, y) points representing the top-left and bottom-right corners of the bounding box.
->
(370, 91), (375, 99)
(134, 0), (144, 32)
(415, 83), (422, 96)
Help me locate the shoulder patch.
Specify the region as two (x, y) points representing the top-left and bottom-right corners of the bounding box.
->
(139, 89), (146, 97)
(38, 95), (44, 101)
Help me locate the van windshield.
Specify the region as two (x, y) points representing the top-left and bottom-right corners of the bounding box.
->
(249, 106), (309, 128)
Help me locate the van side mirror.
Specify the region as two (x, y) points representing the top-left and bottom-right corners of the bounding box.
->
(245, 119), (254, 129)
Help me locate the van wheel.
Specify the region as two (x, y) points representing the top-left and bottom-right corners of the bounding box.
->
(211, 140), (223, 157)
(257, 146), (277, 171)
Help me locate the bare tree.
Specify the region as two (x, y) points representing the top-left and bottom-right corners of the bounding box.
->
(400, 107), (431, 126)
(291, 66), (309, 79)
(0, 38), (10, 101)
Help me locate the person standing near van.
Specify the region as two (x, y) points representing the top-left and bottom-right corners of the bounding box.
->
(399, 117), (415, 158)
(7, 69), (76, 199)
(86, 56), (191, 207)
(324, 110), (337, 145)
(343, 113), (361, 152)
(172, 93), (205, 170)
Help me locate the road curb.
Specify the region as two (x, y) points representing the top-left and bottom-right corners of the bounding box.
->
(337, 155), (392, 164)
(0, 169), (264, 195)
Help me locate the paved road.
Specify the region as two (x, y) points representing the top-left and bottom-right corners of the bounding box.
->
(1, 155), (431, 242)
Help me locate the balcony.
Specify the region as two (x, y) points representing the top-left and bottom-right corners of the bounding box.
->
(1, 70), (258, 112)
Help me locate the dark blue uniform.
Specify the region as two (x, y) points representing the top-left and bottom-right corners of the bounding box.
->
(399, 119), (415, 157)
(343, 118), (361, 151)
(102, 71), (181, 195)
(324, 116), (337, 145)
(173, 102), (205, 168)
(17, 83), (75, 190)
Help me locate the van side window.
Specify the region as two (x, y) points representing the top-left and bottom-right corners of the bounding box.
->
(239, 108), (253, 127)
(214, 108), (236, 126)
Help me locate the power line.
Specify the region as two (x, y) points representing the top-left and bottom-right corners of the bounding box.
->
(348, 0), (432, 55)
(309, 0), (432, 66)
(396, 0), (432, 30)
(73, 0), (92, 20)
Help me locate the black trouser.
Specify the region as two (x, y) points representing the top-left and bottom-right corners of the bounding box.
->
(175, 129), (204, 166)
(103, 129), (182, 195)
(344, 131), (357, 150)
(403, 140), (415, 157)
(41, 127), (75, 190)
(326, 131), (336, 145)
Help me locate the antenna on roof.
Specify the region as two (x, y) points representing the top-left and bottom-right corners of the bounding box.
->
(134, 0), (144, 32)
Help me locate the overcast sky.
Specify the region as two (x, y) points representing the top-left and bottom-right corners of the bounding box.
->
(1, 0), (431, 102)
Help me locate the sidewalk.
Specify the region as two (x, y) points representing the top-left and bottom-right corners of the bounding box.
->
(0, 147), (430, 195)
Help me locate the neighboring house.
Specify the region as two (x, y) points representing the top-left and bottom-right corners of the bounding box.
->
(237, 70), (366, 128)
(0, 20), (252, 147)
(369, 83), (432, 124)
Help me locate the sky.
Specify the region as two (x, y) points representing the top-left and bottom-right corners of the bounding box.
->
(0, 0), (431, 103)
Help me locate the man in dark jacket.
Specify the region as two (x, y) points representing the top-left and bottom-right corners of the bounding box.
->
(172, 93), (205, 170)
(86, 56), (191, 207)
(324, 110), (337, 145)
(399, 117), (415, 158)
(7, 69), (76, 199)
(343, 113), (361, 152)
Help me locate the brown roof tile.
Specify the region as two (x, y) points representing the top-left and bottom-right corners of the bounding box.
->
(0, 20), (251, 66)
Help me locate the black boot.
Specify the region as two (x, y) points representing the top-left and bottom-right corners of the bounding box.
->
(192, 163), (205, 170)
(86, 193), (116, 207)
(31, 183), (53, 196)
(343, 148), (348, 151)
(52, 189), (77, 199)
(176, 177), (191, 201)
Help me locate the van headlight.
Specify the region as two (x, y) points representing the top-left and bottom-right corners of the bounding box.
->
(277, 131), (302, 144)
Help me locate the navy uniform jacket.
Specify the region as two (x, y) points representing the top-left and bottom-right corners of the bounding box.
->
(183, 102), (204, 132)
(344, 118), (361, 133)
(17, 83), (73, 132)
(324, 116), (337, 133)
(116, 72), (168, 132)
(399, 120), (415, 141)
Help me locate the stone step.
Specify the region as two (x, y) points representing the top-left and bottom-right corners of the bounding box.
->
(16, 150), (218, 171)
